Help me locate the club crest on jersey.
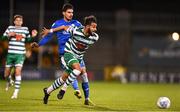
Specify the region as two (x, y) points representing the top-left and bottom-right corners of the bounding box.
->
(75, 43), (87, 50)
(16, 34), (23, 41)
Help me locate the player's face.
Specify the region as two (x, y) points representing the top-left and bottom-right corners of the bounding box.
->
(14, 18), (23, 27)
(89, 22), (97, 34)
(63, 9), (73, 21)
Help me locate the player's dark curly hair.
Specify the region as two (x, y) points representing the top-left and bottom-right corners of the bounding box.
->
(84, 15), (97, 26)
(62, 3), (73, 12)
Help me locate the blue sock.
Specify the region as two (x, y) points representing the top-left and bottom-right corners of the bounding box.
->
(71, 79), (79, 90)
(82, 82), (89, 99)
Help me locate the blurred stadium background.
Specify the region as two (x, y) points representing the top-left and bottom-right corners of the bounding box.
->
(1, 0), (180, 83)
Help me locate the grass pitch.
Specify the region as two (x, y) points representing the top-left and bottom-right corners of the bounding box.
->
(0, 80), (180, 111)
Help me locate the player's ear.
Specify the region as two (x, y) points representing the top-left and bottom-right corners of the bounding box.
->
(62, 12), (65, 16)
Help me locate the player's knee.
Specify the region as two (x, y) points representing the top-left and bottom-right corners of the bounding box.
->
(72, 63), (81, 71)
(15, 71), (21, 75)
(73, 69), (81, 76)
(15, 67), (22, 75)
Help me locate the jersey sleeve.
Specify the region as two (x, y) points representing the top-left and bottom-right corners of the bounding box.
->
(3, 26), (10, 37)
(0, 27), (10, 40)
(66, 25), (77, 35)
(75, 20), (82, 27)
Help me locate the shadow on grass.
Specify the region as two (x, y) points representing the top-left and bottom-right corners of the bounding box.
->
(83, 105), (137, 112)
(20, 98), (57, 102)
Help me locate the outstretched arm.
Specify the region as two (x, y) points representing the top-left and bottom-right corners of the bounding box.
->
(31, 30), (53, 48)
(41, 26), (69, 37)
(52, 25), (69, 32)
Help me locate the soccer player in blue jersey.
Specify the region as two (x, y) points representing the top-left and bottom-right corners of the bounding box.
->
(32, 3), (92, 105)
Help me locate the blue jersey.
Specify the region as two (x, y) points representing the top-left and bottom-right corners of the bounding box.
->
(38, 19), (82, 55)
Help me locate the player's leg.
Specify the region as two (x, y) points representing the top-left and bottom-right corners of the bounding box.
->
(80, 61), (95, 106)
(57, 53), (82, 99)
(57, 63), (81, 99)
(80, 61), (89, 100)
(11, 66), (22, 99)
(43, 55), (71, 104)
(81, 72), (95, 106)
(11, 54), (25, 99)
(46, 72), (67, 94)
(9, 67), (15, 85)
(4, 54), (14, 91)
(43, 71), (67, 104)
(72, 79), (82, 99)
(4, 67), (12, 91)
(81, 68), (90, 104)
(5, 67), (15, 91)
(60, 55), (82, 99)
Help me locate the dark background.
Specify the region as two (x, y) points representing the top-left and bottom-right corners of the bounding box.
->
(1, 0), (180, 81)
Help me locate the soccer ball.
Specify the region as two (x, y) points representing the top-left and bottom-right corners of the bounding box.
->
(157, 97), (171, 109)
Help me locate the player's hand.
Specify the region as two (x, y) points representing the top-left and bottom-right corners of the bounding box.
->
(8, 32), (16, 37)
(31, 29), (38, 37)
(31, 42), (39, 48)
(41, 27), (50, 37)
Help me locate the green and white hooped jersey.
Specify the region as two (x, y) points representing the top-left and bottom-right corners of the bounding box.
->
(3, 26), (31, 54)
(64, 26), (99, 59)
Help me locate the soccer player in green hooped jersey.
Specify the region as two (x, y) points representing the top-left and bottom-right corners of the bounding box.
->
(41, 15), (98, 105)
(1, 14), (38, 99)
